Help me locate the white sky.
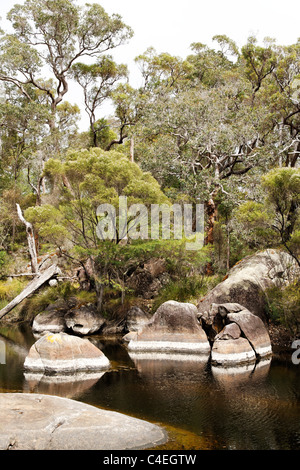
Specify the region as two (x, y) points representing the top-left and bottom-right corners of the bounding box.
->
(1, 0), (300, 130)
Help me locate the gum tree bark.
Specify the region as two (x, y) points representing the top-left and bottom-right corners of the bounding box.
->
(16, 203), (39, 274)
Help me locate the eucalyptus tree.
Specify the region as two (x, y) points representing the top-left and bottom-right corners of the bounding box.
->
(0, 0), (133, 252)
(71, 56), (128, 147)
(0, 0), (133, 132)
(262, 167), (300, 265)
(133, 37), (300, 252)
(107, 83), (144, 153)
(24, 147), (168, 311)
(135, 47), (193, 94)
(240, 37), (300, 168)
(134, 66), (265, 244)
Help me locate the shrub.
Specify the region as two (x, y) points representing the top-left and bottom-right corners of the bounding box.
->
(151, 274), (222, 313)
(266, 280), (300, 335)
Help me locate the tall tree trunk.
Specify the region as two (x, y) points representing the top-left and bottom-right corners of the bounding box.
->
(226, 222), (231, 271)
(204, 189), (219, 276)
(205, 197), (217, 245)
(16, 204), (39, 274)
(96, 282), (104, 313)
(130, 136), (134, 162)
(90, 116), (98, 147)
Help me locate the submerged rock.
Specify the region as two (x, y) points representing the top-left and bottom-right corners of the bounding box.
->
(209, 303), (272, 366)
(24, 370), (106, 398)
(211, 357), (272, 390)
(24, 332), (110, 374)
(128, 300), (210, 354)
(211, 337), (256, 365)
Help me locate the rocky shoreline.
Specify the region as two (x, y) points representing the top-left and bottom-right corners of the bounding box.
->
(1, 248), (298, 372)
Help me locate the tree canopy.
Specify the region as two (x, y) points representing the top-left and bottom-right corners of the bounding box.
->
(0, 1), (299, 323)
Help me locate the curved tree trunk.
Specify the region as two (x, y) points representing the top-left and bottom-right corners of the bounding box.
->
(205, 197), (218, 246)
(16, 204), (39, 274)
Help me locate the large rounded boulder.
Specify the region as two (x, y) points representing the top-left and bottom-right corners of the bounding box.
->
(198, 249), (299, 323)
(32, 300), (69, 335)
(32, 301), (106, 337)
(128, 300), (210, 354)
(24, 332), (110, 374)
(65, 305), (106, 336)
(210, 303), (272, 366)
(212, 337), (256, 366)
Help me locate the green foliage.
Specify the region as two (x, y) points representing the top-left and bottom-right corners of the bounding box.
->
(102, 239), (211, 277)
(241, 36), (277, 93)
(90, 119), (118, 149)
(0, 278), (27, 312)
(20, 281), (97, 322)
(151, 274), (222, 313)
(0, 251), (7, 274)
(262, 167), (300, 262)
(231, 168), (300, 266)
(266, 281), (300, 335)
(21, 286), (61, 321)
(24, 204), (68, 246)
(30, 148), (169, 252)
(233, 200), (276, 248)
(1, 0), (133, 102)
(71, 58), (128, 147)
(262, 167), (300, 209)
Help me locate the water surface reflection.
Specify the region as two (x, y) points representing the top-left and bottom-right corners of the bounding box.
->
(0, 324), (299, 450)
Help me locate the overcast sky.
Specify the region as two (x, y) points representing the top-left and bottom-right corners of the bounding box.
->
(1, 0), (300, 129)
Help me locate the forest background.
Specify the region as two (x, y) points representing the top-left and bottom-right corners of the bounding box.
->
(0, 0), (299, 335)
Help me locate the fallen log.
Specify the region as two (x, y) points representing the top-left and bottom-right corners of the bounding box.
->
(0, 273), (40, 279)
(0, 264), (60, 321)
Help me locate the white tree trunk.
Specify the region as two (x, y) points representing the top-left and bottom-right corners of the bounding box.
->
(16, 204), (39, 274)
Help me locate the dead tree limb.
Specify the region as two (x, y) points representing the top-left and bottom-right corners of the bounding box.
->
(0, 264), (60, 321)
(16, 204), (39, 274)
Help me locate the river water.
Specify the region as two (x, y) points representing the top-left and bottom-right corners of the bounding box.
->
(0, 323), (299, 450)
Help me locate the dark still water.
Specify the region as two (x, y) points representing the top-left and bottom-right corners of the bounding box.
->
(0, 323), (299, 450)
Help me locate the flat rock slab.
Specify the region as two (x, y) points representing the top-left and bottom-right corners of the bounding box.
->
(0, 393), (167, 450)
